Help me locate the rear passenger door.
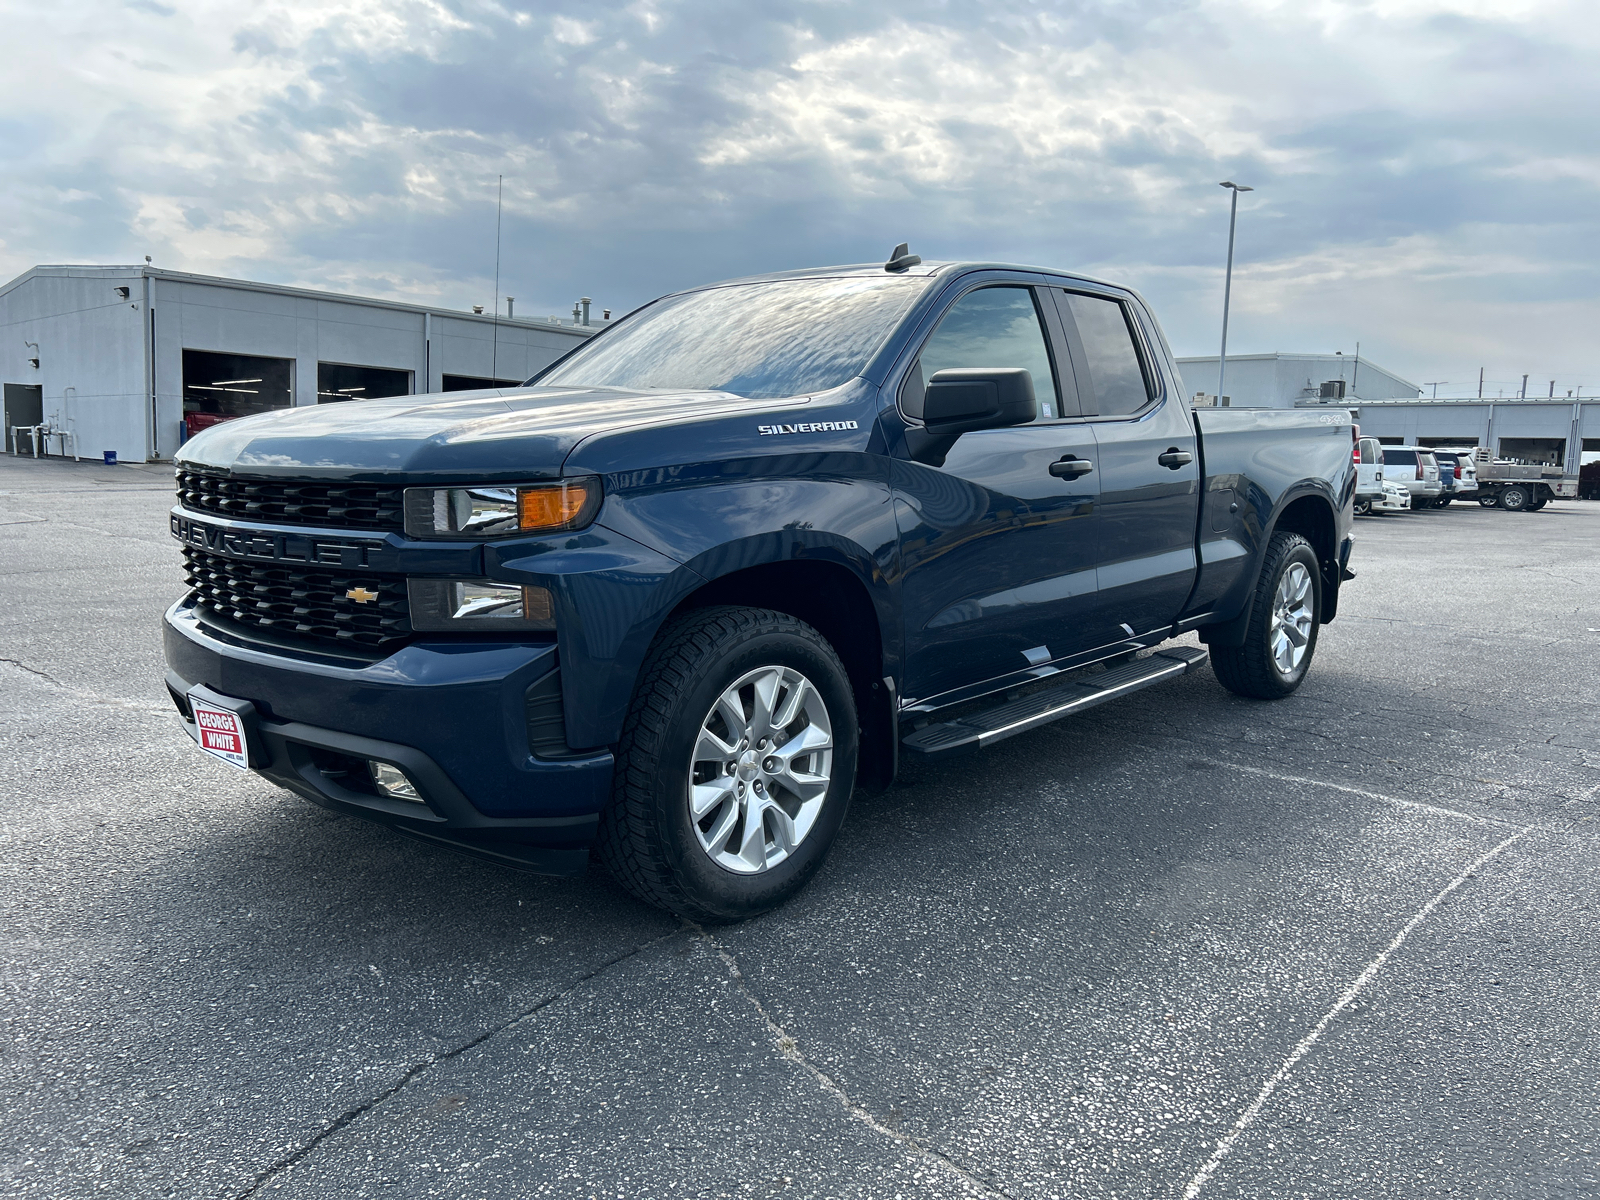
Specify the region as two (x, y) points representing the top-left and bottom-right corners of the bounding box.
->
(1047, 287), (1201, 641)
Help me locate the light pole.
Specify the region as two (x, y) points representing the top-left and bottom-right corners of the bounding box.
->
(1216, 181), (1253, 407)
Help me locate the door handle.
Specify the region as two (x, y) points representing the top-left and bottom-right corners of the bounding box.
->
(1158, 447), (1193, 469)
(1049, 456), (1094, 479)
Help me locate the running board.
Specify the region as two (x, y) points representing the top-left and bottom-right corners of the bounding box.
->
(901, 647), (1209, 757)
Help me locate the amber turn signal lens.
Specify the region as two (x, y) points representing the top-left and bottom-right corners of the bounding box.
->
(517, 479), (600, 531)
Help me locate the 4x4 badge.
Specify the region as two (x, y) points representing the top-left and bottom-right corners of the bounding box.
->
(345, 587), (379, 603)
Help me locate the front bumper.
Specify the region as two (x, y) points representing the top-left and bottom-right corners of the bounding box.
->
(163, 597), (612, 874)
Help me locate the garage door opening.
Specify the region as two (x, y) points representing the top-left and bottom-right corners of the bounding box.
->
(1496, 437), (1565, 465)
(318, 362), (412, 403)
(183, 351), (293, 430)
(442, 374), (524, 391)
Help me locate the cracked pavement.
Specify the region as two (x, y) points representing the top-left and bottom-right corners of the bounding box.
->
(2, 454), (1598, 1198)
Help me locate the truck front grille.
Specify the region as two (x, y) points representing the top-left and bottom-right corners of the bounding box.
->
(176, 470), (405, 533)
(182, 546), (411, 648)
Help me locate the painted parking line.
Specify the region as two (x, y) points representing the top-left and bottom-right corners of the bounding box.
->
(1175, 755), (1535, 1197)
(1192, 757), (1526, 829)
(1181, 830), (1525, 1197)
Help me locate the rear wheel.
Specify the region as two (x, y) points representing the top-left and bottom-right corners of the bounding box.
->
(1210, 531), (1320, 700)
(1500, 485), (1531, 511)
(1435, 496), (1452, 507)
(1353, 498), (1372, 516)
(596, 606), (858, 922)
(1529, 495), (1548, 511)
(1478, 494), (1499, 507)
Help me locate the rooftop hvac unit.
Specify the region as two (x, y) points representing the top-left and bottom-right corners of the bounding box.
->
(1320, 380), (1346, 400)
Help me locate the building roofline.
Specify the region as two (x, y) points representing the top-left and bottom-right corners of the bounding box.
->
(1174, 351), (1420, 394)
(1176, 351), (1372, 363)
(0, 263), (600, 337)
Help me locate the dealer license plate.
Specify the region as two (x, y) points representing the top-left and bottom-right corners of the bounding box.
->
(189, 693), (249, 770)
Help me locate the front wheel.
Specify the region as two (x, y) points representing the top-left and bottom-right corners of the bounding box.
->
(1210, 531), (1321, 700)
(596, 606), (858, 922)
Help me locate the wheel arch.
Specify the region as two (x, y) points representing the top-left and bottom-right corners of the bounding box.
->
(1199, 486), (1342, 648)
(661, 555), (898, 793)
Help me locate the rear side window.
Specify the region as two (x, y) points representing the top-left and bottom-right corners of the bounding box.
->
(1384, 449), (1417, 465)
(911, 286), (1060, 420)
(1359, 438), (1383, 464)
(1060, 293), (1151, 417)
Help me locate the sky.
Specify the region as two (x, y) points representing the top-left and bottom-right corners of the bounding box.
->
(2, 0), (1596, 398)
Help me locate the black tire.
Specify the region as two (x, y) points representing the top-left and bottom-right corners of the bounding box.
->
(1210, 531), (1321, 700)
(1436, 496), (1452, 508)
(1528, 496), (1548, 511)
(1500, 485), (1530, 511)
(596, 606), (858, 922)
(1353, 498), (1372, 516)
(1478, 494), (1499, 507)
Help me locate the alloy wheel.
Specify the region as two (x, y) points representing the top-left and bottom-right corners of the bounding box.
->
(687, 665), (834, 875)
(1269, 562), (1315, 676)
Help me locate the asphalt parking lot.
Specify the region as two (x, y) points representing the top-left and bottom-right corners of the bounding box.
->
(3, 454), (1598, 1199)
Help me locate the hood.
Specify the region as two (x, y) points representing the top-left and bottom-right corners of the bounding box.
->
(175, 386), (762, 481)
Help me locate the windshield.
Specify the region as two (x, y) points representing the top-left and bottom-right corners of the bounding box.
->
(535, 275), (932, 399)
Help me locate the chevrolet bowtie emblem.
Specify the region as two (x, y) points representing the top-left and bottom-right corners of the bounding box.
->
(345, 587), (379, 603)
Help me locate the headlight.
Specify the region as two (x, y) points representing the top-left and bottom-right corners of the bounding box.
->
(403, 479), (601, 539)
(408, 579), (556, 631)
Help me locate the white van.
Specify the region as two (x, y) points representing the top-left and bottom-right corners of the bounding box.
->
(1353, 437), (1386, 515)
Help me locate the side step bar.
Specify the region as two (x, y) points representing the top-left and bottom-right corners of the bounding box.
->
(901, 646), (1209, 757)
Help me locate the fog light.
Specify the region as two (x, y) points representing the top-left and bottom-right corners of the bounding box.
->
(408, 579), (555, 631)
(369, 761), (423, 802)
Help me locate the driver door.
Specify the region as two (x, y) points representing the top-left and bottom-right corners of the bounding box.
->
(892, 283), (1104, 706)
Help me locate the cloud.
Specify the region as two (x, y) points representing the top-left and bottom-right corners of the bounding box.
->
(0, 0), (1595, 389)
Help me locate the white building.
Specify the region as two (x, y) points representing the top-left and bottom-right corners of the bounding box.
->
(1, 265), (608, 463)
(1350, 398), (1600, 475)
(1176, 352), (1420, 408)
(1173, 351), (1598, 475)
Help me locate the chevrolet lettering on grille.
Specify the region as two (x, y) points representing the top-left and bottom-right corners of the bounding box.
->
(170, 512), (373, 569)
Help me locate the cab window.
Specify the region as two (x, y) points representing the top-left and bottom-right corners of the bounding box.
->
(1060, 292), (1152, 417)
(905, 286), (1060, 421)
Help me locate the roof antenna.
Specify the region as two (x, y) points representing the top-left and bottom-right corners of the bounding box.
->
(884, 242), (921, 273)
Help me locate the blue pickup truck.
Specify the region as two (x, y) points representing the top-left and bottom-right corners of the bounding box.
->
(164, 248), (1356, 920)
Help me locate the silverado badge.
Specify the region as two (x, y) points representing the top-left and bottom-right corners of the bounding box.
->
(345, 587), (379, 604)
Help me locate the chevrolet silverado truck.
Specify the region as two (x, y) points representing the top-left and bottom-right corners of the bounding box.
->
(164, 248), (1357, 920)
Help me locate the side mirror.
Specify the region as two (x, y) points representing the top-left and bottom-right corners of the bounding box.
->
(905, 367), (1035, 465)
